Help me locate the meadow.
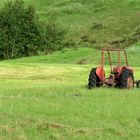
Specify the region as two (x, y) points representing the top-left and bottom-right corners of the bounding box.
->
(0, 46), (140, 140)
(0, 0), (140, 139)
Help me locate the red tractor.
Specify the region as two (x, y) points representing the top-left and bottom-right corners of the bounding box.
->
(88, 48), (140, 89)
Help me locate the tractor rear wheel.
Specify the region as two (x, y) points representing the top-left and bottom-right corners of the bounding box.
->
(88, 68), (101, 89)
(120, 69), (134, 89)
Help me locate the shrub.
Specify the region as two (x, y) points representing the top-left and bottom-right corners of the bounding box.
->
(42, 21), (66, 54)
(0, 0), (66, 60)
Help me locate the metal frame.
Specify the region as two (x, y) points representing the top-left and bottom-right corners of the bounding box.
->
(101, 48), (129, 81)
(92, 48), (139, 88)
(102, 48), (128, 67)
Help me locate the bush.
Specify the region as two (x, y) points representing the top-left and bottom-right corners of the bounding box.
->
(0, 0), (66, 60)
(42, 21), (66, 54)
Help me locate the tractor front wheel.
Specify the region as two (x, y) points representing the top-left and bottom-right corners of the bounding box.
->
(88, 68), (101, 89)
(120, 69), (134, 89)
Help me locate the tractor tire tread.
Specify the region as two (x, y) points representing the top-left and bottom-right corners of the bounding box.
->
(88, 68), (101, 89)
(120, 69), (134, 88)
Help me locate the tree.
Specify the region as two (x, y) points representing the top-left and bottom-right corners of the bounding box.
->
(0, 0), (66, 60)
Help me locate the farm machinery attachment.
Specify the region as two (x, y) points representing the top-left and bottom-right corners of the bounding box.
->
(88, 48), (140, 89)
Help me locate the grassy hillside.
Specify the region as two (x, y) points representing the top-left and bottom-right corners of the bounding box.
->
(3, 45), (140, 67)
(30, 0), (140, 48)
(1, 0), (140, 48)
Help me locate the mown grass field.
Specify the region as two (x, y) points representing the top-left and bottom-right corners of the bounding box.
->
(0, 0), (140, 139)
(0, 47), (140, 140)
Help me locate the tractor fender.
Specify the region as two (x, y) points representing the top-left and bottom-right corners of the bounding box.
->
(96, 66), (105, 81)
(122, 66), (134, 74)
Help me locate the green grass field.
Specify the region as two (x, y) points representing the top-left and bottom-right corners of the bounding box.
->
(0, 46), (140, 140)
(0, 0), (140, 139)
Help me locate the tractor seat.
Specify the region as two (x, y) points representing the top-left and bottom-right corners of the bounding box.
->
(111, 71), (119, 75)
(112, 66), (121, 75)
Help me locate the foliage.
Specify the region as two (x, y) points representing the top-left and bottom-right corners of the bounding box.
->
(0, 0), (66, 60)
(42, 21), (66, 53)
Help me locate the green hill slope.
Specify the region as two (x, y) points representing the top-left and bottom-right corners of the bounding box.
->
(33, 0), (140, 48)
(1, 0), (140, 48)
(3, 46), (140, 67)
